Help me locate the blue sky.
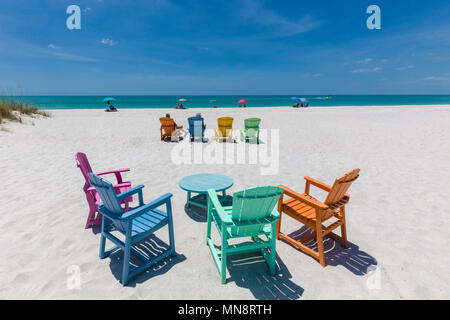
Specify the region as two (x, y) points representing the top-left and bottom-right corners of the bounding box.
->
(0, 0), (449, 95)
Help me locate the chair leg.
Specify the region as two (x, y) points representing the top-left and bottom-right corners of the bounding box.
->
(315, 220), (326, 267)
(166, 201), (176, 256)
(99, 216), (107, 259)
(206, 207), (212, 245)
(340, 206), (349, 249)
(268, 223), (277, 276)
(276, 198), (283, 239)
(220, 230), (228, 284)
(85, 206), (98, 229)
(121, 223), (132, 286)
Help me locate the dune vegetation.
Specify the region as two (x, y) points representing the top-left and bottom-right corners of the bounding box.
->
(0, 99), (51, 125)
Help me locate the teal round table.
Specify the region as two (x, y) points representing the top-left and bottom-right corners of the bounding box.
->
(179, 173), (234, 209)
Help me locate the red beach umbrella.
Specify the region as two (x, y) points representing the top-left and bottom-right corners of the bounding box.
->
(238, 99), (247, 104)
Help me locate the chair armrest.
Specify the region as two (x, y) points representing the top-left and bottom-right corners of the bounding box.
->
(279, 185), (329, 210)
(121, 193), (173, 222)
(304, 176), (331, 192)
(96, 168), (130, 184)
(207, 189), (233, 225)
(117, 185), (144, 204)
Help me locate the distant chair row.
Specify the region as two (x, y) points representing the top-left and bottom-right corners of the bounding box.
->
(160, 115), (261, 144)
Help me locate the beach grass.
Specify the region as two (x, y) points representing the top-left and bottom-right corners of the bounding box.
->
(0, 99), (51, 125)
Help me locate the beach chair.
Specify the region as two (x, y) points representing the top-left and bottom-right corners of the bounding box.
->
(240, 118), (261, 144)
(276, 169), (360, 266)
(159, 117), (175, 141)
(89, 173), (176, 286)
(187, 116), (205, 142)
(207, 185), (283, 284)
(75, 152), (133, 229)
(214, 117), (234, 142)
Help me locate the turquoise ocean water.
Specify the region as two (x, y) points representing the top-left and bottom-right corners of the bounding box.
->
(6, 95), (450, 109)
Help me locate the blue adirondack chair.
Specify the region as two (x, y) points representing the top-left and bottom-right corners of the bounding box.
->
(206, 185), (283, 284)
(88, 173), (176, 286)
(187, 116), (205, 142)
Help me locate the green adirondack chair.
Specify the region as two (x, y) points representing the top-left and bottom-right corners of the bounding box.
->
(240, 118), (261, 144)
(206, 185), (283, 284)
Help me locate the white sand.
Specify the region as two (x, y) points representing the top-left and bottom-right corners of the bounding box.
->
(0, 105), (449, 300)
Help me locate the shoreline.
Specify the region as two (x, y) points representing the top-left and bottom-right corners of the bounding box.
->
(41, 104), (450, 111)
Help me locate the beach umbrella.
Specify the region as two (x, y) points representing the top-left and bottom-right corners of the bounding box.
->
(103, 97), (116, 103)
(291, 97), (301, 102)
(238, 99), (247, 104)
(179, 98), (187, 102)
(300, 98), (308, 103)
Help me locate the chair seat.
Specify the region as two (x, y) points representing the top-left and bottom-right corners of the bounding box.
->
(131, 208), (168, 238)
(282, 196), (336, 226)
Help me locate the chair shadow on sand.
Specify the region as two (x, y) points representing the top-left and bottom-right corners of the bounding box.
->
(286, 226), (377, 276)
(226, 252), (304, 300)
(106, 234), (186, 287)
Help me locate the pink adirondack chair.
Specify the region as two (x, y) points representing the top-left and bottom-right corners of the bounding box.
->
(75, 152), (133, 229)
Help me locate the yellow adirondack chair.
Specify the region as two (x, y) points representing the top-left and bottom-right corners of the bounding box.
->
(276, 169), (360, 266)
(214, 117), (234, 142)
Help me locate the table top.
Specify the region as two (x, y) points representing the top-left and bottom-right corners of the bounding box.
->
(179, 173), (234, 194)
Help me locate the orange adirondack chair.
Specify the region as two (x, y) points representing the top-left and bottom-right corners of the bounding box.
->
(160, 117), (175, 141)
(276, 169), (360, 267)
(214, 117), (234, 142)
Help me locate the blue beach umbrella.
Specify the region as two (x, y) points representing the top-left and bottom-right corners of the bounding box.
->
(300, 97), (308, 103)
(291, 97), (301, 103)
(103, 97), (116, 103)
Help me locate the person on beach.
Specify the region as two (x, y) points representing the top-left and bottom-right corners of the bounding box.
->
(106, 100), (118, 112)
(195, 113), (206, 129)
(165, 113), (187, 141)
(243, 104), (247, 108)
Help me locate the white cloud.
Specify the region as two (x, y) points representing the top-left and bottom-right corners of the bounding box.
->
(48, 44), (61, 50)
(357, 58), (373, 64)
(240, 0), (322, 38)
(101, 38), (118, 46)
(422, 76), (448, 81)
(352, 67), (381, 73)
(311, 73), (322, 77)
(395, 65), (416, 71)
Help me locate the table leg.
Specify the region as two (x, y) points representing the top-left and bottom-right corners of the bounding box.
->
(186, 191), (191, 208)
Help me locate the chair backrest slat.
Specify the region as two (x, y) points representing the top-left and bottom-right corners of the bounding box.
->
(244, 118), (261, 129)
(88, 173), (124, 215)
(188, 116), (205, 138)
(160, 117), (175, 136)
(217, 117), (233, 137)
(231, 186), (283, 236)
(324, 168), (360, 207)
(75, 152), (93, 185)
